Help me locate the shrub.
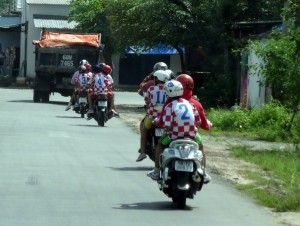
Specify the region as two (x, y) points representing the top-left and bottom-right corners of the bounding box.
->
(0, 75), (14, 87)
(206, 101), (297, 142)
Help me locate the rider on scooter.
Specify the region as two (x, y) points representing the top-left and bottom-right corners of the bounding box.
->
(138, 62), (168, 96)
(136, 70), (170, 162)
(65, 59), (91, 111)
(176, 74), (212, 183)
(147, 80), (202, 180)
(148, 75), (212, 183)
(101, 64), (119, 117)
(74, 65), (90, 94)
(87, 64), (112, 119)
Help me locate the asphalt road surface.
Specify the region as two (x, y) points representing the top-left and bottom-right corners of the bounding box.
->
(0, 88), (281, 226)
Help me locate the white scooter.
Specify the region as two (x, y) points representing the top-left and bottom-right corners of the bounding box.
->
(157, 138), (205, 209)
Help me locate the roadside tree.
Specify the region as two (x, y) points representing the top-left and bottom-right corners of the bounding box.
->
(250, 1), (300, 133)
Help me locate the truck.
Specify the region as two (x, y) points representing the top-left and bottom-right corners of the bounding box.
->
(32, 31), (102, 103)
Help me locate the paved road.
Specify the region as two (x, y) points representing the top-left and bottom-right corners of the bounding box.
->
(0, 88), (281, 226)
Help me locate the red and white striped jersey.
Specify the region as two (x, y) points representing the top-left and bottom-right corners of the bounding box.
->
(90, 72), (112, 94)
(75, 73), (90, 92)
(162, 98), (200, 140)
(144, 84), (167, 119)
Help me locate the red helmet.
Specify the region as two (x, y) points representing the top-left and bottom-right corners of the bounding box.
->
(79, 65), (86, 73)
(85, 63), (91, 72)
(176, 74), (194, 89)
(103, 65), (112, 74)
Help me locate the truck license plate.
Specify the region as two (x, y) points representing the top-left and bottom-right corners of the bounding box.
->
(98, 101), (107, 107)
(155, 128), (164, 136)
(175, 160), (193, 172)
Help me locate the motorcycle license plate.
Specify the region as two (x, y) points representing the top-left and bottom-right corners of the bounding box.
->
(98, 101), (107, 107)
(175, 160), (193, 172)
(79, 97), (87, 103)
(155, 128), (164, 137)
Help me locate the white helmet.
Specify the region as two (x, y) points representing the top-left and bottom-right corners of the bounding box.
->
(153, 70), (170, 82)
(164, 80), (183, 98)
(153, 62), (168, 71)
(79, 59), (89, 66)
(165, 69), (175, 79)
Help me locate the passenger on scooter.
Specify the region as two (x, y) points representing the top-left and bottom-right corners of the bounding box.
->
(65, 59), (91, 111)
(136, 70), (170, 162)
(138, 62), (168, 96)
(74, 65), (90, 94)
(176, 74), (212, 183)
(147, 80), (202, 180)
(87, 64), (113, 119)
(149, 75), (212, 183)
(101, 64), (119, 117)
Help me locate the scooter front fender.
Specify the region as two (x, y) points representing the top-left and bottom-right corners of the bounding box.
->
(176, 171), (190, 191)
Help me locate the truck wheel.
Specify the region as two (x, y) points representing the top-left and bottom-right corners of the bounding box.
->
(33, 91), (40, 102)
(41, 92), (50, 103)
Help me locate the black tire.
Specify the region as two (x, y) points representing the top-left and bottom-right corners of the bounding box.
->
(148, 136), (156, 162)
(177, 190), (187, 209)
(98, 111), (105, 127)
(80, 106), (84, 118)
(33, 90), (40, 102)
(172, 196), (177, 204)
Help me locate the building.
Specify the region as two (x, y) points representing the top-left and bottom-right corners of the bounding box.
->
(20, 0), (76, 80)
(234, 21), (282, 109)
(0, 16), (22, 76)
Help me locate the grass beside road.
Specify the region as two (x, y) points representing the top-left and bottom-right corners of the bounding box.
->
(230, 146), (300, 212)
(205, 101), (300, 211)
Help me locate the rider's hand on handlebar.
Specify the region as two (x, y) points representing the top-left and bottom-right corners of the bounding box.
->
(207, 119), (213, 127)
(152, 118), (158, 127)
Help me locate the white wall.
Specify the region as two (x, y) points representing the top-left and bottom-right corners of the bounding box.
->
(170, 54), (181, 75)
(247, 49), (267, 108)
(21, 3), (71, 79)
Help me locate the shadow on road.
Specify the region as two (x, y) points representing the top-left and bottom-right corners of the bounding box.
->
(108, 166), (153, 171)
(113, 201), (193, 211)
(7, 100), (67, 106)
(56, 116), (82, 119)
(71, 124), (101, 128)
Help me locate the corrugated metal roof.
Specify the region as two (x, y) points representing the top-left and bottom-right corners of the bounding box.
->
(27, 0), (70, 5)
(33, 15), (77, 29)
(0, 17), (22, 28)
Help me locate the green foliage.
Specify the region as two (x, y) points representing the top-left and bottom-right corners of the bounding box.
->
(0, 0), (10, 16)
(250, 33), (300, 110)
(197, 74), (236, 108)
(69, 0), (283, 67)
(231, 146), (300, 211)
(69, 0), (116, 59)
(247, 2), (300, 130)
(206, 101), (299, 142)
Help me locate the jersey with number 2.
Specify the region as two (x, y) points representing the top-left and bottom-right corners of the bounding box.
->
(162, 98), (200, 140)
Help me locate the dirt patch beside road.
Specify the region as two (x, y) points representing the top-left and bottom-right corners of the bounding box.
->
(116, 104), (300, 226)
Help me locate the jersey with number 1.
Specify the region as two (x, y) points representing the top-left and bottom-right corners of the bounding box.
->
(144, 84), (167, 119)
(162, 98), (200, 140)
